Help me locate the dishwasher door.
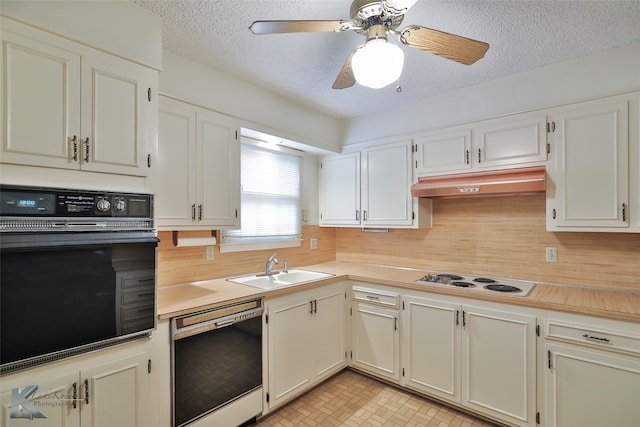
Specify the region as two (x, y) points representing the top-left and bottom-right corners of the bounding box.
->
(171, 300), (263, 427)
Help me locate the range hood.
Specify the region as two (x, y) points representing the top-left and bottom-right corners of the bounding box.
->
(411, 166), (546, 198)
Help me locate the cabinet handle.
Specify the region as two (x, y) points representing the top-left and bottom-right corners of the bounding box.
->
(84, 379), (89, 405)
(309, 300), (314, 314)
(366, 295), (380, 301)
(465, 150), (469, 165)
(72, 382), (77, 409)
(198, 204), (203, 221)
(191, 204), (196, 221)
(477, 148), (482, 163)
(455, 310), (459, 326)
(355, 210), (360, 221)
(583, 333), (611, 344)
(363, 210), (368, 221)
(462, 311), (466, 327)
(622, 203), (627, 222)
(394, 317), (398, 331)
(313, 299), (317, 314)
(69, 135), (78, 162)
(83, 137), (90, 163)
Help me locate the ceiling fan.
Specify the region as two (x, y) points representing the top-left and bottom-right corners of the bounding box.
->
(249, 0), (489, 90)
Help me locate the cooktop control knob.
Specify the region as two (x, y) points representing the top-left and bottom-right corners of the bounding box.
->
(114, 199), (127, 213)
(96, 198), (111, 212)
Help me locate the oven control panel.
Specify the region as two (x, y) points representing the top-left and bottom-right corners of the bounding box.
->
(0, 185), (153, 219)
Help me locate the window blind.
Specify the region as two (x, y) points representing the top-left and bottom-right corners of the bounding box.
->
(222, 142), (302, 245)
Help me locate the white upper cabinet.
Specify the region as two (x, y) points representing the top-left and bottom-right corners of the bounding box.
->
(319, 152), (361, 226)
(474, 112), (548, 169)
(0, 18), (156, 177)
(547, 93), (639, 232)
(361, 140), (415, 227)
(157, 96), (240, 230)
(414, 111), (548, 177)
(320, 139), (431, 229)
(414, 127), (472, 175)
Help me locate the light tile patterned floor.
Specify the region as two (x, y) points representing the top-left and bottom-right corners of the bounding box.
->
(255, 369), (499, 427)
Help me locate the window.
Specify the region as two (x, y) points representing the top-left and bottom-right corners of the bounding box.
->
(220, 139), (302, 252)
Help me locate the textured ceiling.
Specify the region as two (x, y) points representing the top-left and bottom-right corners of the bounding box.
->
(132, 0), (640, 119)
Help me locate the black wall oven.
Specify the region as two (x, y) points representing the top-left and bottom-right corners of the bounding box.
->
(0, 185), (159, 375)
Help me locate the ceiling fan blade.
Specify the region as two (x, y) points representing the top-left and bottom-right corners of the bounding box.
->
(249, 20), (352, 35)
(332, 47), (360, 89)
(400, 25), (489, 65)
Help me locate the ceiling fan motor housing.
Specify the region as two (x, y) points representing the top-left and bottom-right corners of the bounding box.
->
(350, 0), (404, 33)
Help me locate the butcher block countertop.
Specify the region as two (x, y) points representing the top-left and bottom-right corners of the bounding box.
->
(158, 261), (640, 323)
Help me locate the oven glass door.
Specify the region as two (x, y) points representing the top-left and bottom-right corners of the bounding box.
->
(173, 316), (262, 427)
(0, 234), (157, 370)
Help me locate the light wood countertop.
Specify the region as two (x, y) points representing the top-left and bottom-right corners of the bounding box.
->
(158, 261), (640, 322)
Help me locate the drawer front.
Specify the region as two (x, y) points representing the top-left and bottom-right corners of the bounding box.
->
(353, 286), (399, 309)
(546, 320), (640, 356)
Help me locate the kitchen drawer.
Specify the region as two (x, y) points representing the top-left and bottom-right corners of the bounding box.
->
(353, 286), (399, 309)
(545, 320), (640, 357)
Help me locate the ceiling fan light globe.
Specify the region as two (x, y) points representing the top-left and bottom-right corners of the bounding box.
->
(352, 39), (404, 89)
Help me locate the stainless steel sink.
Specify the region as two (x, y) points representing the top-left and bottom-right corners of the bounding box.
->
(227, 269), (334, 290)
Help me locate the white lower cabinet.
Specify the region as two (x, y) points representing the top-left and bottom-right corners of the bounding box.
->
(403, 295), (538, 427)
(462, 306), (537, 427)
(1, 351), (150, 427)
(351, 285), (401, 382)
(544, 316), (640, 427)
(265, 283), (347, 410)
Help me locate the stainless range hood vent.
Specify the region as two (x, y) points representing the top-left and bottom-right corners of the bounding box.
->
(411, 166), (546, 198)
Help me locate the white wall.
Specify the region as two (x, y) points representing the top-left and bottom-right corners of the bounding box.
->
(160, 51), (342, 155)
(344, 42), (640, 145)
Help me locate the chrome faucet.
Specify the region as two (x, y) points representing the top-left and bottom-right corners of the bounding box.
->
(265, 253), (279, 276)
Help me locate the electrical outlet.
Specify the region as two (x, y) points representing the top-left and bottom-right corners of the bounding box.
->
(545, 247), (557, 263)
(310, 238), (318, 250)
(205, 246), (214, 261)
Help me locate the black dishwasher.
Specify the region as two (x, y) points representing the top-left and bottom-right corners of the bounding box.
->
(171, 299), (263, 427)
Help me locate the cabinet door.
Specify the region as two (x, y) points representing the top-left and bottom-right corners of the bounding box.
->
(80, 352), (150, 427)
(267, 294), (313, 408)
(319, 153), (361, 226)
(474, 113), (548, 169)
(1, 372), (80, 427)
(196, 109), (240, 228)
(414, 128), (472, 175)
(462, 306), (537, 427)
(404, 297), (461, 403)
(352, 303), (400, 381)
(0, 29), (81, 170)
(313, 287), (347, 381)
(549, 98), (629, 230)
(80, 52), (153, 177)
(362, 140), (414, 227)
(545, 343), (640, 427)
(157, 97), (197, 227)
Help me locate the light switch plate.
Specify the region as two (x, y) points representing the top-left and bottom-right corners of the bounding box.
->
(545, 247), (557, 263)
(310, 238), (318, 250)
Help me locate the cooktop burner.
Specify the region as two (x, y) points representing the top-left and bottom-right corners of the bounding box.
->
(451, 281), (476, 288)
(484, 284), (522, 293)
(415, 272), (535, 296)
